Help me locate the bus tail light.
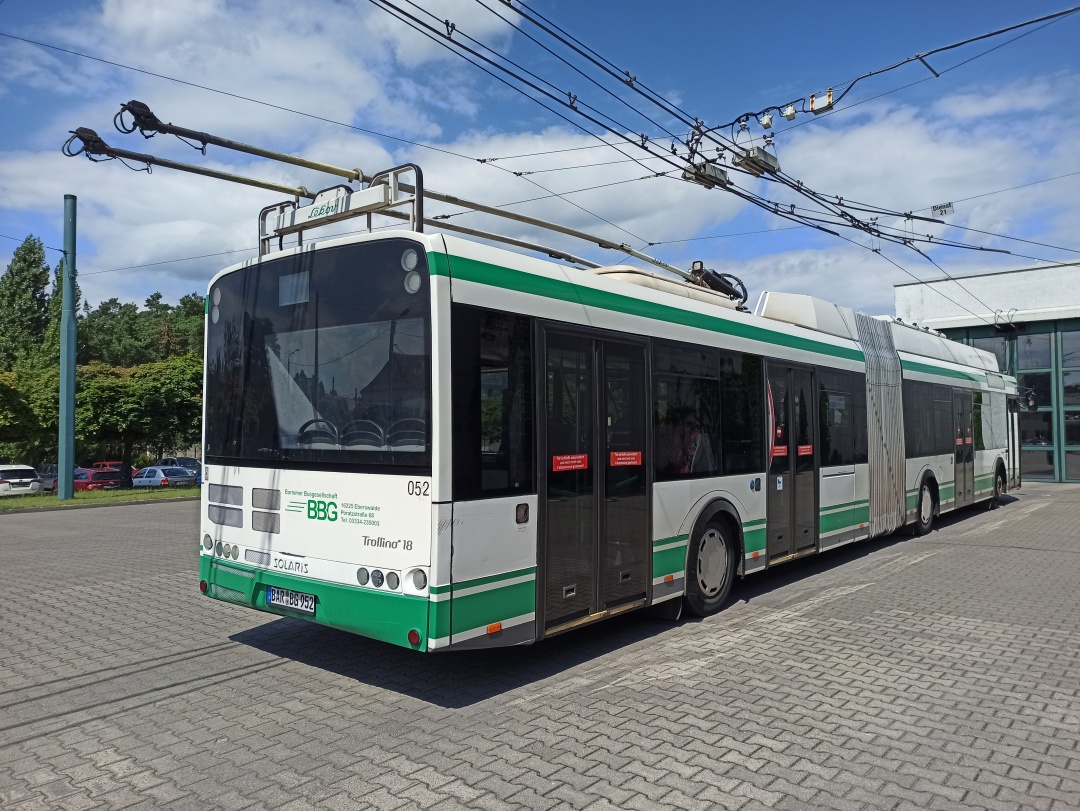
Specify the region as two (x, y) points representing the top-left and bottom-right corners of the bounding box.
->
(407, 629), (421, 646)
(199, 580), (208, 593)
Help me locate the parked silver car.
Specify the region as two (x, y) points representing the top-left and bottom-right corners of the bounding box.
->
(0, 466), (43, 497)
(132, 466), (198, 488)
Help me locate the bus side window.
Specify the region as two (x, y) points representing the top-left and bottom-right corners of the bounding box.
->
(818, 368), (854, 467)
(973, 391), (985, 452)
(933, 385), (954, 455)
(719, 351), (764, 475)
(903, 380), (933, 458)
(653, 343), (720, 480)
(451, 305), (534, 501)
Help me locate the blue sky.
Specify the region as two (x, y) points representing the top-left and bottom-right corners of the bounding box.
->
(1, 0), (1078, 315)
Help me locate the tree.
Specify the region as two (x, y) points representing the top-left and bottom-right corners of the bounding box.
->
(0, 236), (52, 370)
(80, 298), (150, 366)
(0, 370), (39, 446)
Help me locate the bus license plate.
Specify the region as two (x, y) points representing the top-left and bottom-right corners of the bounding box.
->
(267, 586), (315, 615)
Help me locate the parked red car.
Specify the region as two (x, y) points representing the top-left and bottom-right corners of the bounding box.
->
(90, 461), (123, 470)
(73, 468), (123, 491)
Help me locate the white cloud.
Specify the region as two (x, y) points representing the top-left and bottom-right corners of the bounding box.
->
(2, 0), (1079, 325)
(930, 75), (1068, 121)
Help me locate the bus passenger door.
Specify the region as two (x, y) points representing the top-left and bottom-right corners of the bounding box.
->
(543, 333), (596, 628)
(541, 330), (650, 633)
(599, 342), (649, 610)
(766, 363), (818, 561)
(954, 390), (974, 506)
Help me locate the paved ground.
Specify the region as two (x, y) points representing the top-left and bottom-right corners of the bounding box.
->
(1, 483), (1078, 811)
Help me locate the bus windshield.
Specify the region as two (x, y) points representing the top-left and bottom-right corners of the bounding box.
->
(205, 239), (431, 472)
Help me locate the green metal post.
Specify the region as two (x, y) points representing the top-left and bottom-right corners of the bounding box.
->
(58, 195), (77, 500)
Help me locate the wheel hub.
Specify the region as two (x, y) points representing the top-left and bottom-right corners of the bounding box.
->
(920, 486), (932, 524)
(697, 528), (728, 596)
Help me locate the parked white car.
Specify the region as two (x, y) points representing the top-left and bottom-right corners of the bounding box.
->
(132, 466), (198, 488)
(0, 466), (43, 497)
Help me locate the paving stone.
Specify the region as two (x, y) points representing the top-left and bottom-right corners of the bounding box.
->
(1, 484), (1078, 810)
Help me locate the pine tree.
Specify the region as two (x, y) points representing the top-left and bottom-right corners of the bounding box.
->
(0, 236), (52, 370)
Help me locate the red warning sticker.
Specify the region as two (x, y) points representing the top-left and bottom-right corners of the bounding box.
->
(798, 444), (814, 456)
(610, 451), (642, 467)
(553, 454), (589, 472)
(772, 445), (788, 457)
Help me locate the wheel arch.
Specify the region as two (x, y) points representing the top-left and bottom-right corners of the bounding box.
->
(687, 497), (746, 576)
(994, 454), (1008, 489)
(917, 469), (940, 517)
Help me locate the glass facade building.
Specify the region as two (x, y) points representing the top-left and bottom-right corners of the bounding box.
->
(895, 263), (1080, 484)
(935, 321), (1080, 482)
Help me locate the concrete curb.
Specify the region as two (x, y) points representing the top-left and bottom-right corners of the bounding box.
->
(0, 496), (199, 516)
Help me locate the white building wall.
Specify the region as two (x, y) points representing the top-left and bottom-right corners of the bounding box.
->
(894, 264), (1080, 329)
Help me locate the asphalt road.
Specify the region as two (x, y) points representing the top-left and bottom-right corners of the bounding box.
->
(1, 483), (1078, 810)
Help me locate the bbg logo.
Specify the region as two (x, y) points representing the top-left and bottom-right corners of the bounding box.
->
(307, 500), (338, 521)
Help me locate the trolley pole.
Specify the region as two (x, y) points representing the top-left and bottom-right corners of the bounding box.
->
(58, 195), (77, 500)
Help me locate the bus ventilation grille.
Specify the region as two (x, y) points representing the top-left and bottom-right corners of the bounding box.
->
(211, 561), (254, 579)
(208, 484), (243, 506)
(252, 511), (281, 534)
(208, 504), (243, 528)
(208, 584), (248, 605)
(252, 488), (281, 510)
(245, 549), (272, 566)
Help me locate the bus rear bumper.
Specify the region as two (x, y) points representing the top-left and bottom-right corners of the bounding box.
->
(200, 556), (430, 651)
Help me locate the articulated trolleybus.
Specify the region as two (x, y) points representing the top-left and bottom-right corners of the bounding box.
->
(199, 165), (1021, 651)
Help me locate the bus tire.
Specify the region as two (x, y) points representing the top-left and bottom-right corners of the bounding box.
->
(989, 466), (1005, 510)
(914, 481), (935, 536)
(684, 521), (736, 617)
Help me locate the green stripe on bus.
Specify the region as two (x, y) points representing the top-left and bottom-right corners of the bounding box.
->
(450, 580), (535, 635)
(429, 565), (536, 595)
(820, 505), (870, 534)
(201, 557), (429, 648)
(653, 545), (687, 577)
(744, 526), (766, 554)
(744, 518), (766, 528)
(440, 254), (865, 362)
(901, 359), (985, 383)
(820, 498), (869, 513)
(653, 534), (688, 547)
(427, 250), (450, 278)
(430, 598), (450, 641)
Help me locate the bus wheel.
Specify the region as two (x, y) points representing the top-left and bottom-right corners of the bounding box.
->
(684, 522), (735, 617)
(989, 469), (1005, 510)
(915, 482), (934, 536)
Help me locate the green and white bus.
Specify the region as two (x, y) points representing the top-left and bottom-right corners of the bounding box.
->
(199, 174), (1020, 651)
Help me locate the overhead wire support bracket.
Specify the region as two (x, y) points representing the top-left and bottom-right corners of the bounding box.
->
(917, 56), (940, 78)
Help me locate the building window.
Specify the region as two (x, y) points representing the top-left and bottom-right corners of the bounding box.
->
(1017, 333), (1052, 370)
(972, 335), (1010, 374)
